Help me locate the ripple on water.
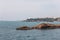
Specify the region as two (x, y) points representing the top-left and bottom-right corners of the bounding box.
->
(0, 29), (60, 40)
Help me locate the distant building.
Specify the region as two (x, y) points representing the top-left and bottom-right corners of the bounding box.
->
(23, 18), (55, 22)
(56, 18), (60, 21)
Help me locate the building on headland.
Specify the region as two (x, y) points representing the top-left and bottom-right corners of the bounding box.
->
(23, 17), (55, 22)
(55, 18), (60, 21)
(22, 17), (60, 22)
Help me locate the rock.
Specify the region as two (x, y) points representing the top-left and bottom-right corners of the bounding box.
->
(16, 26), (31, 30)
(16, 23), (60, 30)
(32, 23), (60, 29)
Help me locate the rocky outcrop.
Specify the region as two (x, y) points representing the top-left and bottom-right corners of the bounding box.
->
(16, 26), (31, 30)
(32, 23), (57, 29)
(16, 23), (60, 30)
(32, 23), (60, 29)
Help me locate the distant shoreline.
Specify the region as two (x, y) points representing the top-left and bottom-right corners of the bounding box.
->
(22, 17), (60, 22)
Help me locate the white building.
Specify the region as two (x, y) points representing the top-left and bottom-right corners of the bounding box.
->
(56, 18), (60, 21)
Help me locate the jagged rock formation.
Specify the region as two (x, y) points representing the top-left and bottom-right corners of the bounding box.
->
(16, 23), (60, 30)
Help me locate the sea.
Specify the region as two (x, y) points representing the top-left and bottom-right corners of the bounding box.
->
(0, 21), (60, 40)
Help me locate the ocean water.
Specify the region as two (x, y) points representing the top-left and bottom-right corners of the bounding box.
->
(0, 21), (60, 40)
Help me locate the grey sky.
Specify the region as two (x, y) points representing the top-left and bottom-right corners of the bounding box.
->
(0, 0), (60, 21)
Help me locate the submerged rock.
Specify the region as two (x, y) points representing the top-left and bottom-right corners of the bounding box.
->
(16, 26), (31, 30)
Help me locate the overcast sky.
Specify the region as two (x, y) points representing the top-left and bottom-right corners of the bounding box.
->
(0, 0), (60, 21)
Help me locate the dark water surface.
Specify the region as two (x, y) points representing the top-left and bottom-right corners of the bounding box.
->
(0, 21), (60, 40)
